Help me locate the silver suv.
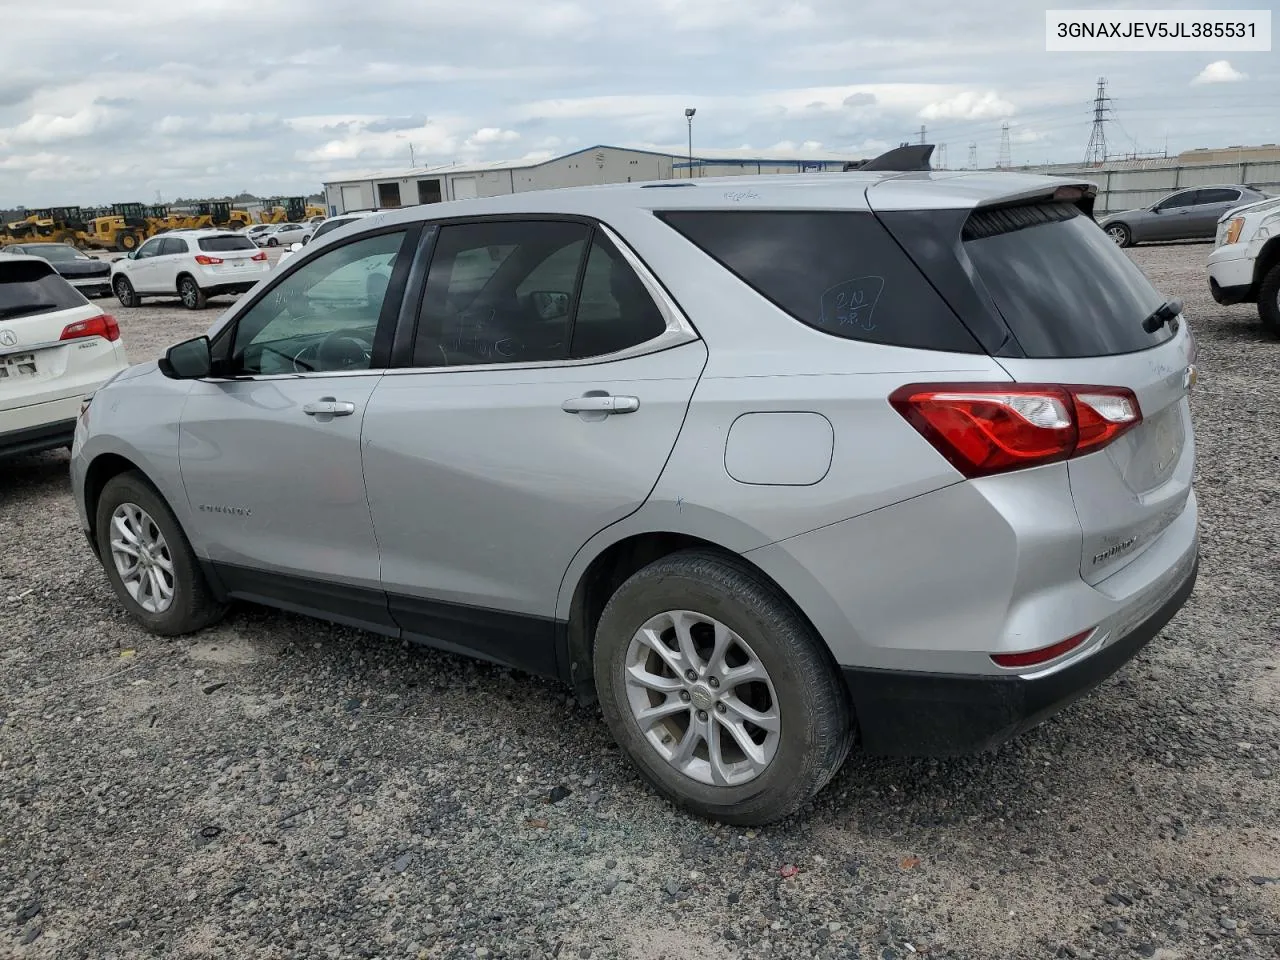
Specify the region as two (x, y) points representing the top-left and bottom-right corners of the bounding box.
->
(71, 171), (1199, 824)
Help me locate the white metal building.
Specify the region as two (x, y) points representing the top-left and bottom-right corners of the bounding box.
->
(321, 144), (864, 215)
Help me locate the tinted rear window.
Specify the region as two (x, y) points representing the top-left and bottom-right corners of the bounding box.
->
(313, 218), (357, 240)
(0, 260), (86, 319)
(198, 235), (256, 252)
(963, 203), (1171, 358)
(658, 210), (981, 353)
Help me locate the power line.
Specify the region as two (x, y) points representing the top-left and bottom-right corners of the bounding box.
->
(1085, 76), (1111, 165)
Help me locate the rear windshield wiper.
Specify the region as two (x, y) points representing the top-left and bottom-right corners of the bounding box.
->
(1141, 298), (1182, 334)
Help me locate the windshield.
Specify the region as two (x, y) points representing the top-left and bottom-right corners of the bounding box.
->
(25, 244), (83, 262)
(963, 203), (1173, 358)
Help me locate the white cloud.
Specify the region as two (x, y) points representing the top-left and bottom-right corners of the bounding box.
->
(9, 105), (116, 144)
(1191, 61), (1247, 86)
(918, 91), (1014, 121)
(467, 127), (521, 145)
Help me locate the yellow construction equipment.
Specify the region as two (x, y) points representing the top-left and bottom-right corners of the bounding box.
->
(145, 204), (188, 234)
(175, 201), (254, 230)
(257, 197), (309, 224)
(77, 203), (149, 252)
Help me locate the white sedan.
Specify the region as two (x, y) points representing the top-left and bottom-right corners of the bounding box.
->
(262, 223), (311, 247)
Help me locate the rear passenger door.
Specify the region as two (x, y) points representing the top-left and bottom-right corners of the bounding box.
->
(360, 218), (707, 674)
(1188, 188), (1242, 237)
(154, 237), (189, 293)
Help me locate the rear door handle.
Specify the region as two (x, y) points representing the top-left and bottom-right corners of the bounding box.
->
(302, 398), (357, 417)
(561, 394), (640, 415)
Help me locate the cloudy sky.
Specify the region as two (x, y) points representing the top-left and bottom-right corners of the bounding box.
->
(2, 0), (1276, 206)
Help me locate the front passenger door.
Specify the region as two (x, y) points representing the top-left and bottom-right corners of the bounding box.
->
(128, 237), (165, 291)
(1150, 190), (1202, 241)
(155, 237), (189, 293)
(178, 227), (413, 626)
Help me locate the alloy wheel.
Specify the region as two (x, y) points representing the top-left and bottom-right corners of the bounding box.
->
(624, 610), (781, 787)
(108, 502), (176, 614)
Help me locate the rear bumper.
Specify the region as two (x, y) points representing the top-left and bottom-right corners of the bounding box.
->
(69, 277), (112, 297)
(0, 417), (77, 458)
(843, 552), (1198, 756)
(200, 281), (259, 296)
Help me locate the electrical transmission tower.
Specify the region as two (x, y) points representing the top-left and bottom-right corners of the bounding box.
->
(918, 125), (927, 145)
(935, 143), (947, 169)
(1085, 76), (1110, 165)
(997, 123), (1011, 168)
(967, 142), (978, 168)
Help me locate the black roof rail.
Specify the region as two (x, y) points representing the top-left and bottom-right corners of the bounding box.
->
(845, 144), (935, 173)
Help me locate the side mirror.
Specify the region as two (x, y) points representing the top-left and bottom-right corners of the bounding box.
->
(291, 242), (304, 252)
(158, 336), (212, 379)
(127, 250), (139, 259)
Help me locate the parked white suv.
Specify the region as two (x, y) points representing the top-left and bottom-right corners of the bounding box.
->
(1, 254), (127, 458)
(1208, 195), (1280, 331)
(110, 230), (270, 310)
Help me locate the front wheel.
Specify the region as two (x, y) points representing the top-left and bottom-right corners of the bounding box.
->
(593, 550), (853, 825)
(1106, 223), (1132, 247)
(94, 472), (227, 636)
(1259, 263), (1280, 333)
(113, 275), (139, 308)
(179, 276), (207, 310)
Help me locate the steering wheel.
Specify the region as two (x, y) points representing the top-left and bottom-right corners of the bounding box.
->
(291, 331), (372, 372)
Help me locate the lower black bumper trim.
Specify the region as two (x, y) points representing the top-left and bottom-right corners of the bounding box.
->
(843, 555), (1199, 757)
(0, 418), (77, 459)
(1209, 278), (1254, 306)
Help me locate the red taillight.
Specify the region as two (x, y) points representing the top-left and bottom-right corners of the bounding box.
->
(889, 382), (1142, 478)
(991, 629), (1093, 669)
(251, 251), (267, 262)
(60, 313), (120, 343)
(194, 254), (223, 265)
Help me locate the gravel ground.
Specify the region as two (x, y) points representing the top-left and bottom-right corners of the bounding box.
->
(2, 242), (1278, 960)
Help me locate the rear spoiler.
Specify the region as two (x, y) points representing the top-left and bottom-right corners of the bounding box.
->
(845, 144), (935, 172)
(970, 182), (1099, 220)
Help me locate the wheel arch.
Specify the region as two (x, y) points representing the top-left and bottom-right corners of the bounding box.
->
(1253, 236), (1280, 288)
(175, 271), (196, 293)
(559, 525), (830, 705)
(82, 452), (150, 552)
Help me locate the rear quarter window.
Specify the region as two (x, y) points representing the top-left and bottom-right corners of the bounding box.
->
(199, 235), (256, 252)
(657, 210), (981, 353)
(0, 259), (87, 319)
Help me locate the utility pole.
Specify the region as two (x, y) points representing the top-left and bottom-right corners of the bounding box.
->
(967, 141), (978, 169)
(1085, 76), (1110, 165)
(997, 123), (1012, 168)
(685, 107), (697, 179)
(409, 143), (415, 168)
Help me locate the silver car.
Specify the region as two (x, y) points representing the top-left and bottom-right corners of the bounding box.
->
(70, 172), (1200, 824)
(1099, 184), (1267, 247)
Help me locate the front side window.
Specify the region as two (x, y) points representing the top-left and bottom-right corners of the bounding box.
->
(134, 238), (163, 260)
(1157, 191), (1198, 210)
(230, 230), (405, 376)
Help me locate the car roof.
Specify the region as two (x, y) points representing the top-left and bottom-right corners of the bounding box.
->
(358, 170), (1099, 229)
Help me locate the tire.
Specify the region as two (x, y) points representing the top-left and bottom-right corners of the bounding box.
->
(117, 232), (139, 252)
(94, 471), (227, 636)
(593, 549), (853, 825)
(1258, 263), (1280, 333)
(267, 237), (279, 247)
(1106, 223), (1132, 248)
(178, 275), (207, 310)
(113, 275), (140, 308)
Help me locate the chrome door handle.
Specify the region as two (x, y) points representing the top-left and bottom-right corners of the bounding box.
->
(561, 394), (640, 415)
(302, 399), (356, 417)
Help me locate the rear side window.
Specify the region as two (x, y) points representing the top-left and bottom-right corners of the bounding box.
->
(963, 203), (1171, 358)
(198, 235), (255, 252)
(658, 210), (981, 353)
(0, 259), (86, 319)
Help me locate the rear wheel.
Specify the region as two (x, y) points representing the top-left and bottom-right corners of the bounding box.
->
(1259, 263), (1280, 333)
(95, 472), (226, 636)
(117, 232), (139, 252)
(593, 550), (852, 825)
(113, 275), (139, 308)
(178, 275), (207, 310)
(1106, 223), (1132, 248)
